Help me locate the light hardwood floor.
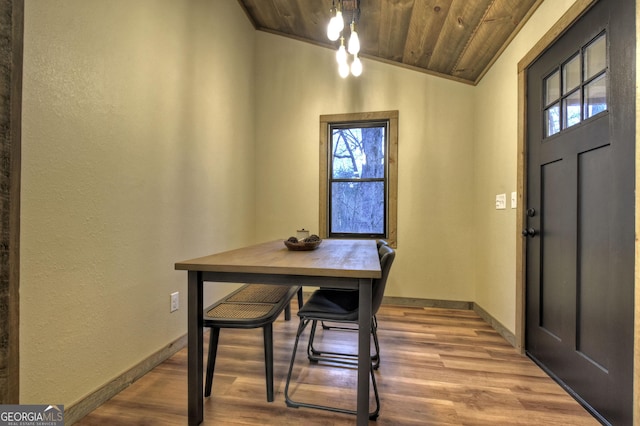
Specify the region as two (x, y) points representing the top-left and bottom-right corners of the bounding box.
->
(76, 306), (598, 425)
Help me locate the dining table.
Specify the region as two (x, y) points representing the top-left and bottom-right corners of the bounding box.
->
(174, 238), (382, 426)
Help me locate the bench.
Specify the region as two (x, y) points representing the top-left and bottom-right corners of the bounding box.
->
(203, 284), (303, 402)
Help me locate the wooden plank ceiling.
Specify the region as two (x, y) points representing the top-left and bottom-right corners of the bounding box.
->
(237, 0), (543, 85)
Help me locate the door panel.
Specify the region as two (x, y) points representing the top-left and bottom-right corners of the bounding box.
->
(540, 159), (574, 341)
(577, 145), (611, 371)
(525, 0), (634, 424)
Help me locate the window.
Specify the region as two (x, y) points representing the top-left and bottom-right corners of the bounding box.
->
(544, 32), (608, 138)
(319, 111), (398, 246)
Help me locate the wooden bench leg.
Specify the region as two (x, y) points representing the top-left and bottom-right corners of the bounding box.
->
(263, 323), (274, 402)
(205, 328), (220, 397)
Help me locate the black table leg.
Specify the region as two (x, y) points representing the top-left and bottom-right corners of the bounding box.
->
(357, 278), (372, 426)
(188, 271), (204, 425)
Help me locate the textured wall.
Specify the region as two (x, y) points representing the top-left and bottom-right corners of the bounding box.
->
(253, 33), (479, 303)
(474, 0), (579, 331)
(21, 0), (255, 406)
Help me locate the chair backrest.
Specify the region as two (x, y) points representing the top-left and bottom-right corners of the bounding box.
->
(371, 245), (395, 315)
(376, 240), (389, 258)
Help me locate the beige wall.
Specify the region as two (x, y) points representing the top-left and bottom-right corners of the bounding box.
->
(253, 33), (478, 302)
(252, 1), (580, 318)
(21, 0), (634, 416)
(21, 0), (255, 406)
(474, 0), (578, 330)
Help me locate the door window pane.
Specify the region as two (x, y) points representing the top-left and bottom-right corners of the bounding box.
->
(542, 31), (607, 139)
(584, 34), (606, 80)
(545, 103), (560, 137)
(545, 71), (560, 106)
(584, 74), (607, 119)
(563, 55), (580, 94)
(563, 90), (581, 128)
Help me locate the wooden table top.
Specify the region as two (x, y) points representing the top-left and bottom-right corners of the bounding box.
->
(175, 239), (381, 279)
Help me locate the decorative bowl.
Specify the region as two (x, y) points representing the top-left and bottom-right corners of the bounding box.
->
(284, 238), (322, 251)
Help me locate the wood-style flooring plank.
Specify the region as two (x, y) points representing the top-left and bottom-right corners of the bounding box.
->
(76, 306), (598, 425)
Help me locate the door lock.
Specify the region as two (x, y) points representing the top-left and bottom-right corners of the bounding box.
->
(522, 228), (537, 237)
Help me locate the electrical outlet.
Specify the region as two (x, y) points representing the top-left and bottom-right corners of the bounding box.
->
(170, 292), (179, 312)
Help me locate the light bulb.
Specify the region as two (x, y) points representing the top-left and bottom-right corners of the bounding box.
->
(351, 55), (362, 76)
(334, 10), (344, 33)
(336, 40), (347, 64)
(339, 61), (350, 78)
(327, 20), (340, 41)
(327, 10), (343, 41)
(348, 26), (360, 55)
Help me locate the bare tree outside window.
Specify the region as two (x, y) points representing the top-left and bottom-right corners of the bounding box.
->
(330, 125), (386, 235)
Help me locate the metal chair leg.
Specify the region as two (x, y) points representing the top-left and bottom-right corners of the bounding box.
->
(285, 318), (380, 418)
(308, 318), (381, 368)
(285, 319), (310, 408)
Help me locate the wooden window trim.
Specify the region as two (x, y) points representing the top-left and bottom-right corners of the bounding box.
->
(319, 110), (398, 247)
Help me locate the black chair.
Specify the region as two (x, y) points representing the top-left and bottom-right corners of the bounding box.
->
(317, 239), (390, 369)
(284, 245), (395, 419)
(203, 284), (302, 402)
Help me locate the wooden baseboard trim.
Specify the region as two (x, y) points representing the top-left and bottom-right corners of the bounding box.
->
(66, 334), (188, 425)
(381, 296), (516, 348)
(67, 297), (516, 424)
(382, 296), (473, 310)
(472, 302), (516, 347)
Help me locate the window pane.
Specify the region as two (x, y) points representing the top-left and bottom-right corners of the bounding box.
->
(563, 55), (580, 94)
(545, 71), (560, 105)
(584, 74), (607, 119)
(331, 127), (385, 179)
(331, 181), (384, 234)
(584, 34), (606, 80)
(545, 103), (560, 137)
(563, 90), (581, 128)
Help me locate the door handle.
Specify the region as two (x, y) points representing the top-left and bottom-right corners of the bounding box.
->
(522, 228), (537, 237)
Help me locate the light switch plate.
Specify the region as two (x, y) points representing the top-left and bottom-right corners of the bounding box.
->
(511, 192), (517, 209)
(496, 193), (506, 210)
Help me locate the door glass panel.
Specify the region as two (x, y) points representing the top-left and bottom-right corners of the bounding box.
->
(584, 34), (606, 80)
(541, 31), (607, 139)
(545, 103), (560, 137)
(584, 74), (607, 119)
(563, 90), (581, 128)
(545, 71), (560, 105)
(563, 55), (580, 94)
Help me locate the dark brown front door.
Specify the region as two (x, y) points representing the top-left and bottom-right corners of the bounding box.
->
(525, 0), (634, 424)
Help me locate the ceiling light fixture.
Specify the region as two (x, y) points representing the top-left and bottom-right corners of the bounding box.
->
(327, 0), (362, 77)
